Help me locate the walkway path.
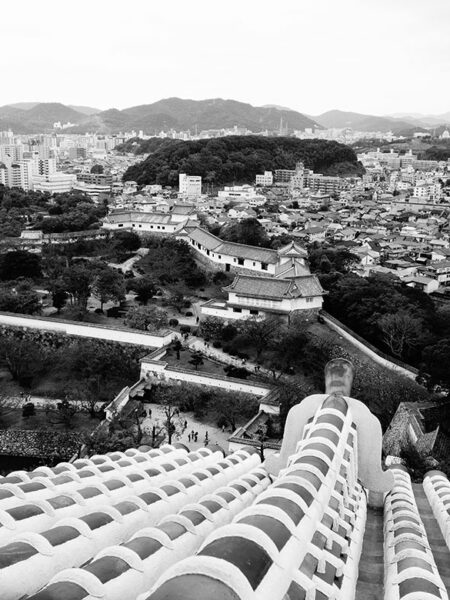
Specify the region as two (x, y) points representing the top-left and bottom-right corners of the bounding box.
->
(413, 483), (450, 595)
(355, 506), (384, 600)
(141, 403), (231, 451)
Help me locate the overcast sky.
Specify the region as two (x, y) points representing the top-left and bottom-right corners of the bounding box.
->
(2, 0), (449, 115)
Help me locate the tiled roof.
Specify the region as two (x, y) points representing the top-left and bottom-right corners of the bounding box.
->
(2, 360), (450, 600)
(224, 274), (324, 300)
(216, 241), (278, 263)
(104, 212), (174, 225)
(224, 275), (298, 299)
(188, 228), (222, 250)
(187, 228), (279, 263)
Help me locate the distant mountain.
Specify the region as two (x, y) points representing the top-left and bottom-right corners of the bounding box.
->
(0, 98), (320, 134)
(68, 105), (101, 116)
(1, 99), (447, 136)
(5, 102), (40, 110)
(388, 112), (450, 127)
(314, 110), (422, 133)
(0, 102), (86, 133)
(261, 104), (295, 111)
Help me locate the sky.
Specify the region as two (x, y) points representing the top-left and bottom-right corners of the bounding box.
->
(2, 0), (450, 116)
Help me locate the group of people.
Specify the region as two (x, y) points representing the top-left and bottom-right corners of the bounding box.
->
(187, 429), (209, 446)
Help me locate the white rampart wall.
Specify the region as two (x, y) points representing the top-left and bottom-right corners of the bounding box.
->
(0, 312), (176, 348)
(140, 360), (270, 396)
(322, 313), (417, 380)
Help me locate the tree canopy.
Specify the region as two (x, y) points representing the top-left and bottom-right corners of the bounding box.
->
(122, 136), (363, 187)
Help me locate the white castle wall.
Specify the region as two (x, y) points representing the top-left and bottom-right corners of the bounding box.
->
(0, 312), (176, 348)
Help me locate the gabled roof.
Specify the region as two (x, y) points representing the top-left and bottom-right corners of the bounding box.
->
(277, 241), (308, 258)
(224, 274), (324, 299)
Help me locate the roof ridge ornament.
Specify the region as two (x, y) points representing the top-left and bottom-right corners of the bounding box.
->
(265, 359), (394, 507)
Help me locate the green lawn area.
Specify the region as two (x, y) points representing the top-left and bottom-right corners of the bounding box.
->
(163, 346), (228, 376)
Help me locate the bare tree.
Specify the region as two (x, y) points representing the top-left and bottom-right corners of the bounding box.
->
(378, 312), (423, 358)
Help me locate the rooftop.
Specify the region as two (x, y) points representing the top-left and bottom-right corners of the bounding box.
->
(1, 360), (449, 600)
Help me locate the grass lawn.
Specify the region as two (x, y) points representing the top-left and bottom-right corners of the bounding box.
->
(164, 346), (229, 377)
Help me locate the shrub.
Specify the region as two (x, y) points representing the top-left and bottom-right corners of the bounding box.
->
(236, 351), (250, 360)
(168, 318), (179, 327)
(222, 344), (230, 354)
(180, 325), (191, 334)
(212, 341), (222, 348)
(22, 402), (35, 417)
(185, 311), (193, 317)
(224, 365), (249, 379)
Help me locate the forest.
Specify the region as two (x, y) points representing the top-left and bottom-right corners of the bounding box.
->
(122, 136), (364, 187)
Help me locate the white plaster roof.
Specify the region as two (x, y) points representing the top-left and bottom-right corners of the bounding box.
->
(1, 395), (449, 600)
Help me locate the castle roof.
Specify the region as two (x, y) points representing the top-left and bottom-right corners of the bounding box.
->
(223, 274), (324, 300)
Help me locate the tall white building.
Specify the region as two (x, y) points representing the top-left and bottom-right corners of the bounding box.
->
(32, 172), (76, 194)
(0, 144), (24, 162)
(255, 171), (273, 186)
(179, 173), (202, 199)
(0, 159), (34, 190)
(33, 158), (57, 176)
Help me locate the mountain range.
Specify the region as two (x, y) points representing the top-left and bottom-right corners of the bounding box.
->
(0, 98), (448, 135)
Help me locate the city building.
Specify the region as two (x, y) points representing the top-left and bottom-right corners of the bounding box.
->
(255, 170), (273, 186)
(32, 172), (77, 194)
(179, 173), (202, 199)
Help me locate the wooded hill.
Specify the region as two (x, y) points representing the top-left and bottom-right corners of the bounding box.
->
(122, 136), (363, 187)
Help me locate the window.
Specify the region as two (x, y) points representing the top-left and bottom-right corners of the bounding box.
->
(162, 226), (165, 230)
(253, 262), (256, 266)
(139, 224), (142, 228)
(118, 223), (123, 227)
(250, 309), (259, 315)
(261, 263), (268, 270)
(233, 307), (242, 313)
(207, 250), (210, 256)
(237, 258), (244, 266)
(306, 297), (313, 303)
(218, 255), (221, 259)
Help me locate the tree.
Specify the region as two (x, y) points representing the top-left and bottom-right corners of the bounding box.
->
(0, 336), (47, 386)
(0, 250), (42, 281)
(200, 316), (223, 341)
(0, 283), (41, 315)
(61, 264), (94, 309)
(124, 305), (169, 331)
(242, 316), (281, 359)
(189, 351), (204, 371)
(220, 218), (270, 248)
(173, 338), (183, 359)
(65, 381), (101, 419)
(51, 283), (68, 314)
(154, 386), (185, 444)
(217, 392), (259, 431)
(166, 292), (188, 315)
(92, 267), (125, 310)
(91, 164), (104, 174)
(378, 312), (424, 358)
(422, 338), (450, 389)
(45, 398), (78, 430)
(112, 230), (141, 254)
(127, 278), (157, 305)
